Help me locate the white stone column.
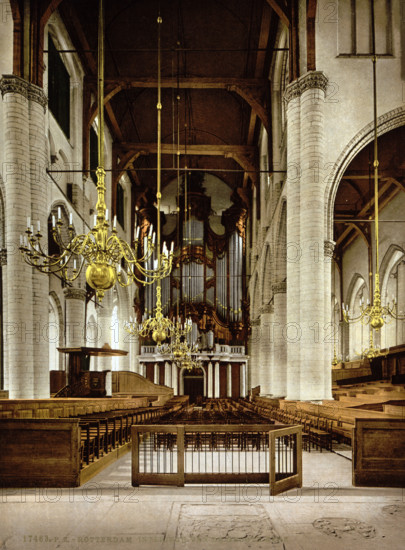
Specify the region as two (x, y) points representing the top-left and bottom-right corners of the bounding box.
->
(171, 362), (178, 394)
(116, 319), (130, 371)
(272, 281), (287, 397)
(64, 288), (86, 348)
(396, 261), (405, 345)
(179, 368), (184, 395)
(324, 241), (335, 399)
(96, 302), (112, 371)
(227, 363), (232, 397)
(1, 76), (34, 398)
(214, 361), (220, 398)
(299, 72), (328, 400)
(249, 320), (260, 389)
(259, 307), (273, 394)
(29, 83), (49, 398)
(0, 255), (8, 390)
(284, 78), (301, 400)
(154, 362), (159, 384)
(129, 332), (139, 373)
(207, 361), (213, 397)
(164, 361), (171, 386)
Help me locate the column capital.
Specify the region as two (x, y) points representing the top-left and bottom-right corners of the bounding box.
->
(272, 280), (286, 295)
(284, 79), (301, 104)
(284, 71), (328, 104)
(324, 239), (336, 259)
(63, 287), (87, 301)
(0, 75), (47, 111)
(299, 71), (329, 95)
(0, 74), (29, 98)
(28, 82), (48, 111)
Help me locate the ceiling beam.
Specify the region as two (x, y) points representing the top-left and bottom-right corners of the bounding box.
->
(342, 170), (405, 179)
(85, 76), (268, 88)
(113, 143), (259, 187)
(383, 176), (405, 193)
(341, 178), (364, 199)
(117, 143), (257, 157)
(335, 179), (395, 247)
(85, 76), (270, 135)
(265, 0), (290, 27)
(343, 222), (371, 250)
(243, 3), (272, 199)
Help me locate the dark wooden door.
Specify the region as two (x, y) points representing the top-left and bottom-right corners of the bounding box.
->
(183, 375), (204, 403)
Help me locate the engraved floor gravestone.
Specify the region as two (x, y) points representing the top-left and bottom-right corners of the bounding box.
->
(170, 503), (284, 549)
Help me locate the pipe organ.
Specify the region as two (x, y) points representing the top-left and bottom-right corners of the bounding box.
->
(135, 172), (249, 347)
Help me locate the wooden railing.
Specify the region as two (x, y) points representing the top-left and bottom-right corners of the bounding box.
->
(132, 423), (302, 495)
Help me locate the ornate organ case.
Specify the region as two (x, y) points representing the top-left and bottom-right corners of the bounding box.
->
(136, 173), (249, 347)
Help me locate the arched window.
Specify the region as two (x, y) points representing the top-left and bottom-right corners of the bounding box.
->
(48, 34), (70, 138)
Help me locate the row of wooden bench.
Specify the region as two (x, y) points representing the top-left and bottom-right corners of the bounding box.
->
(153, 430), (271, 452)
(237, 399), (349, 451)
(79, 401), (188, 467)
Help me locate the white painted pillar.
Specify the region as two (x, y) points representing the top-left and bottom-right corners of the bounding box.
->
(29, 83), (49, 398)
(96, 302), (112, 372)
(154, 362), (159, 384)
(284, 78), (302, 400)
(249, 320), (260, 389)
(0, 256), (8, 390)
(207, 361), (213, 397)
(129, 331), (139, 373)
(164, 361), (171, 387)
(172, 362), (178, 394)
(324, 241), (335, 399)
(396, 261), (405, 345)
(227, 363), (232, 397)
(116, 313), (130, 371)
(64, 288), (86, 348)
(272, 281), (287, 397)
(299, 72), (329, 400)
(1, 76), (34, 398)
(179, 368), (184, 395)
(214, 361), (220, 398)
(284, 71), (329, 400)
(259, 308), (273, 394)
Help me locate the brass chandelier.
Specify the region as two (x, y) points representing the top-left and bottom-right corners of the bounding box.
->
(19, 0), (172, 302)
(157, 90), (197, 358)
(125, 14), (179, 346)
(170, 334), (201, 372)
(361, 327), (381, 360)
(331, 341), (341, 366)
(342, 2), (405, 348)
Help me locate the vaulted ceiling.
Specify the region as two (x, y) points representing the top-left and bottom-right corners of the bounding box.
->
(58, 0), (282, 209)
(334, 126), (405, 253)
